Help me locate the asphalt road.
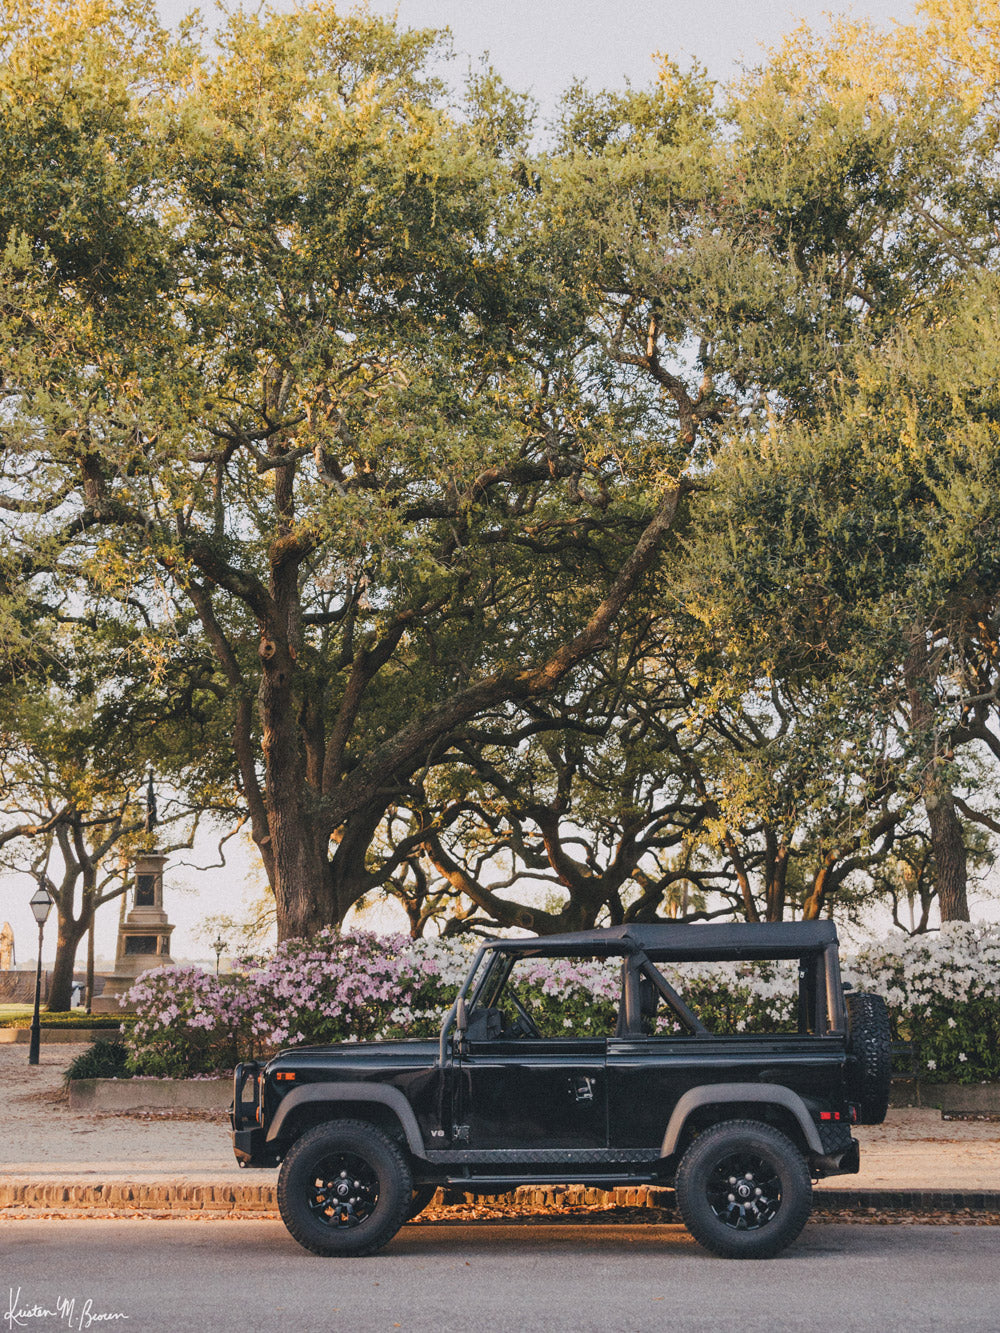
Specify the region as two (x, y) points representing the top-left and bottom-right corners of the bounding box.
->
(3, 1220), (998, 1333)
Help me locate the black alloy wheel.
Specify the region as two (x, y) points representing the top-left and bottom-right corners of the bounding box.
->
(277, 1119), (412, 1256)
(675, 1119), (812, 1259)
(308, 1150), (379, 1226)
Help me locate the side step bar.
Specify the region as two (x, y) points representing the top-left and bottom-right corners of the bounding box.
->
(441, 1173), (667, 1190)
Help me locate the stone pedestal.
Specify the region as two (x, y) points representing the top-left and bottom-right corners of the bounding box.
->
(92, 851), (175, 1013)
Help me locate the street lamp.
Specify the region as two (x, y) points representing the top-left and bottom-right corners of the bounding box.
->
(28, 885), (54, 1066)
(212, 935), (227, 976)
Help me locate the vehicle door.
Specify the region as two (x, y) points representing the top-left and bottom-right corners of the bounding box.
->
(455, 954), (618, 1151)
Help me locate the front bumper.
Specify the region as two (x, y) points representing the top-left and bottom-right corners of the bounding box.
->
(231, 1060), (278, 1167)
(233, 1125), (278, 1168)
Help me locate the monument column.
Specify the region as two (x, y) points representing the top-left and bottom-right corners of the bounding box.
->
(91, 852), (176, 1012)
(92, 775), (176, 1013)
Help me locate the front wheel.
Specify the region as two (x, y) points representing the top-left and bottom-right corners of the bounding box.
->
(277, 1120), (413, 1256)
(675, 1119), (812, 1259)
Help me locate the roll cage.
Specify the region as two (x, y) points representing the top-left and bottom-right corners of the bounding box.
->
(438, 921), (846, 1062)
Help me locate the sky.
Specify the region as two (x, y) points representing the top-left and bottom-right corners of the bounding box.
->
(2, 0), (959, 973)
(155, 0), (921, 109)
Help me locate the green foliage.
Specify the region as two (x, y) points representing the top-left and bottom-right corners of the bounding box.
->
(5, 0), (1000, 939)
(901, 998), (1000, 1085)
(63, 1039), (130, 1082)
(0, 1012), (127, 1028)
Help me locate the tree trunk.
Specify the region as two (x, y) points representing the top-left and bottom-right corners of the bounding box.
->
(925, 788), (970, 922)
(764, 838), (788, 922)
(905, 626), (970, 924)
(259, 635), (335, 940)
(46, 911), (88, 1011)
(85, 919), (95, 1013)
(801, 853), (837, 920)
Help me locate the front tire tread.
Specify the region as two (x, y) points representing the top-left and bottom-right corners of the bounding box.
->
(277, 1119), (413, 1257)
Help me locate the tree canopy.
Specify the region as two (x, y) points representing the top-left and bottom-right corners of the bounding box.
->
(3, 0), (1000, 945)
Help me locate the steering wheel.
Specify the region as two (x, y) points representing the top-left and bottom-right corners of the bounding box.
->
(506, 991), (541, 1038)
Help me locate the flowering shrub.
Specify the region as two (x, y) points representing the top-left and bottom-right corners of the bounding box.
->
(663, 961), (799, 1035)
(241, 930), (472, 1048)
(125, 965), (253, 1077)
(843, 923), (1000, 1084)
(501, 956), (622, 1036)
(122, 933), (476, 1073)
(122, 924), (1000, 1083)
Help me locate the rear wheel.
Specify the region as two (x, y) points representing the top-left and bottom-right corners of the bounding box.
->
(277, 1120), (412, 1256)
(675, 1119), (812, 1259)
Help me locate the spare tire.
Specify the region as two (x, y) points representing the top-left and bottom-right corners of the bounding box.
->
(845, 991), (892, 1125)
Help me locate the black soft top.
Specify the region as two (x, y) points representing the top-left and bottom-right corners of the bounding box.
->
(485, 920), (838, 963)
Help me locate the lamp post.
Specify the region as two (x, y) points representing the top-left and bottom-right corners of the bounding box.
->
(212, 936), (227, 976)
(28, 885), (54, 1066)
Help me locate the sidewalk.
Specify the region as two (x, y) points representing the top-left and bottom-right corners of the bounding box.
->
(4, 1044), (1000, 1216)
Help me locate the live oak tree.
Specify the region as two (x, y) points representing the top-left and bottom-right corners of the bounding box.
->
(1, 1), (701, 940)
(687, 274), (1000, 923)
(397, 4), (1000, 932)
(7, 0), (1000, 944)
(0, 686), (148, 1011)
(679, 7), (1000, 923)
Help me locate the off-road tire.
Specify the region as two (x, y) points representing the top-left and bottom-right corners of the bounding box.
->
(675, 1119), (812, 1259)
(845, 991), (892, 1125)
(277, 1119), (413, 1257)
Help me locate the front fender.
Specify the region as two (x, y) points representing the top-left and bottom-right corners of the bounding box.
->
(264, 1081), (427, 1157)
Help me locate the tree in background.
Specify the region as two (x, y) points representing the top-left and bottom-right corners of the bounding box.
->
(4, 0), (1000, 943)
(1, 1), (706, 939)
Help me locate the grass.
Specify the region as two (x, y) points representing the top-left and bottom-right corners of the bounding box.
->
(0, 1011), (132, 1029)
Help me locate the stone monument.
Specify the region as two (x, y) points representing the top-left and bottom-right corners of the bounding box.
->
(92, 776), (176, 1013)
(0, 922), (13, 970)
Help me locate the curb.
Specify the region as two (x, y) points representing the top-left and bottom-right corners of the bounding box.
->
(67, 1078), (230, 1111)
(3, 1181), (999, 1216)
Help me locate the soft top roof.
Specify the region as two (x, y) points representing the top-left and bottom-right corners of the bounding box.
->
(485, 921), (838, 964)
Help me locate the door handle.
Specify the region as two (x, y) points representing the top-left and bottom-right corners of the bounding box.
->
(571, 1076), (595, 1102)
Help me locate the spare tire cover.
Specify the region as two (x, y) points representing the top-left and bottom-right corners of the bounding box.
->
(845, 991), (892, 1125)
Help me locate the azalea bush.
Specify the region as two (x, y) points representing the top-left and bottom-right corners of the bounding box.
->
(120, 924), (1000, 1082)
(122, 932), (475, 1074)
(125, 964), (253, 1077)
(662, 961), (799, 1035)
(843, 923), (1000, 1084)
(241, 930), (471, 1048)
(502, 956), (623, 1036)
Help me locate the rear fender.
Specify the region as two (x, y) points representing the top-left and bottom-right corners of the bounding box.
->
(660, 1082), (824, 1157)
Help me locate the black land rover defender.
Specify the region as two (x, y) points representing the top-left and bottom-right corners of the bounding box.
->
(231, 921), (890, 1259)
